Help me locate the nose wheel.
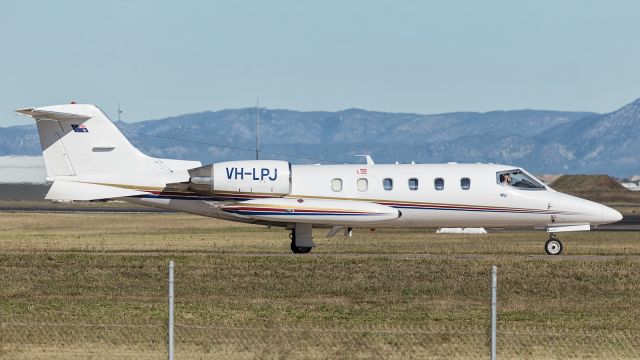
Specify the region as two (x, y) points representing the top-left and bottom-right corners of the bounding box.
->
(545, 234), (563, 255)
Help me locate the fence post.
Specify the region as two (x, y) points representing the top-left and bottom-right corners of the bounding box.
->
(491, 265), (497, 360)
(168, 260), (175, 360)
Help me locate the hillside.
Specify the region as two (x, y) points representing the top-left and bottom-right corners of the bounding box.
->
(550, 175), (640, 204)
(2, 97), (640, 176)
(535, 98), (640, 174)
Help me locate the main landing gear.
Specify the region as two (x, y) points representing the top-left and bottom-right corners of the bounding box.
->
(289, 231), (312, 254)
(289, 223), (315, 254)
(544, 233), (563, 255)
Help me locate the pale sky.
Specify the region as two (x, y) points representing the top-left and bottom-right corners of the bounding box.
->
(2, 0), (640, 126)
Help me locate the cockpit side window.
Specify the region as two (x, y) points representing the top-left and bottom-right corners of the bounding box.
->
(496, 169), (545, 190)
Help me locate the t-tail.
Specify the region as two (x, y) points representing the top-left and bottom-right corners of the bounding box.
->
(16, 104), (201, 201)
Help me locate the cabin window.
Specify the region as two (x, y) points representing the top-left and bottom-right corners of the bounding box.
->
(408, 178), (419, 191)
(434, 178), (445, 190)
(331, 178), (343, 192)
(383, 178), (393, 191)
(461, 177), (471, 190)
(357, 178), (368, 192)
(497, 169), (545, 190)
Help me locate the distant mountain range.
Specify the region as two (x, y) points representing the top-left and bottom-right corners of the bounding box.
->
(2, 98), (639, 176)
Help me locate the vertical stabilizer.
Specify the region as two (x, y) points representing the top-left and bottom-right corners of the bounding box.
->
(17, 104), (165, 180)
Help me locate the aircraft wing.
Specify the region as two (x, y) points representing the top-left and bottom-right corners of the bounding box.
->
(221, 198), (400, 225)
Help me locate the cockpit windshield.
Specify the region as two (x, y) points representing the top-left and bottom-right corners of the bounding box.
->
(496, 169), (546, 190)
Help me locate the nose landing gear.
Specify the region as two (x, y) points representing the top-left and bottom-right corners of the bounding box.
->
(544, 234), (563, 255)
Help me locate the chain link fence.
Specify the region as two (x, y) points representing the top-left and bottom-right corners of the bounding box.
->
(2, 313), (640, 358)
(2, 255), (640, 359)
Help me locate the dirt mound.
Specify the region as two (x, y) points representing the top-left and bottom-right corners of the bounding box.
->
(550, 175), (639, 204)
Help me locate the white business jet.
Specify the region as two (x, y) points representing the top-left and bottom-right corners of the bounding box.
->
(17, 104), (622, 255)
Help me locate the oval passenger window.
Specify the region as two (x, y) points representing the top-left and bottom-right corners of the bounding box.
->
(383, 178), (393, 191)
(357, 178), (368, 192)
(408, 178), (419, 191)
(331, 178), (343, 192)
(461, 177), (470, 190)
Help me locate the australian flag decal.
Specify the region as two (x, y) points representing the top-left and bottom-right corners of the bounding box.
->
(71, 124), (89, 133)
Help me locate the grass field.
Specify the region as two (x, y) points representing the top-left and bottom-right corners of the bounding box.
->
(1, 212), (640, 359)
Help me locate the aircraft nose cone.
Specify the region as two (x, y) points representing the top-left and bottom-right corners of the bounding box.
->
(601, 205), (623, 224)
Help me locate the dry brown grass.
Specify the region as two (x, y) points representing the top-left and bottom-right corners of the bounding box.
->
(1, 212), (640, 359)
(1, 212), (640, 255)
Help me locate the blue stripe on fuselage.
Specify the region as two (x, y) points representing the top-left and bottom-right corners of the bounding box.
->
(134, 194), (569, 215)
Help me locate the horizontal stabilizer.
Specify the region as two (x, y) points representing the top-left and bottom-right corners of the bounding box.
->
(16, 107), (91, 121)
(46, 181), (148, 201)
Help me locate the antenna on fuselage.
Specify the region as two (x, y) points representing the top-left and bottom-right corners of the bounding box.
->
(355, 154), (375, 165)
(255, 98), (260, 160)
(117, 103), (122, 122)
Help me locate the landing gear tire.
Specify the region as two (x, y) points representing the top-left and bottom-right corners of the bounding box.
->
(290, 243), (313, 254)
(545, 237), (563, 255)
(289, 231), (312, 254)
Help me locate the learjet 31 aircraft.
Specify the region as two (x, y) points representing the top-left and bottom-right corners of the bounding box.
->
(17, 104), (623, 255)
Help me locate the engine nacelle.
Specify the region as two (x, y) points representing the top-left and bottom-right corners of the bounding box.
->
(187, 160), (291, 196)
